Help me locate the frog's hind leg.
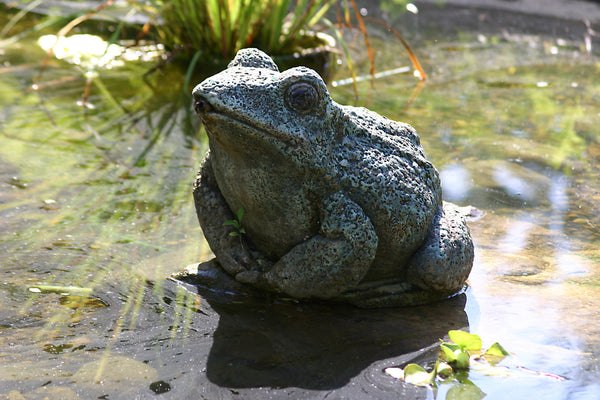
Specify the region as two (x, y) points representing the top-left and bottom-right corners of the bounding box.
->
(405, 202), (474, 294)
(255, 191), (379, 299)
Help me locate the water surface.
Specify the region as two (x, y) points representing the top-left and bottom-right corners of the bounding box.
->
(1, 2), (600, 399)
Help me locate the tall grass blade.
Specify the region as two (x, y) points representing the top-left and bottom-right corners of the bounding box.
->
(56, 0), (115, 38)
(184, 50), (203, 93)
(268, 0), (292, 52)
(285, 0), (312, 44)
(218, 0), (233, 57)
(347, 0), (375, 79)
(364, 16), (427, 80)
(322, 18), (358, 98)
(341, 0), (351, 26)
(233, 0), (258, 51)
(306, 1), (333, 28)
(0, 0), (44, 39)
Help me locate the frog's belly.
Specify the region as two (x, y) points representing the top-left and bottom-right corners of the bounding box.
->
(213, 154), (320, 260)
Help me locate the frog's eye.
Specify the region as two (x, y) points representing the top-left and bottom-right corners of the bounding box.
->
(285, 82), (319, 114)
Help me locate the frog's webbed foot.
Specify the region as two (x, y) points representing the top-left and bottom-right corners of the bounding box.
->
(255, 191), (378, 299)
(406, 201), (474, 293)
(193, 153), (273, 276)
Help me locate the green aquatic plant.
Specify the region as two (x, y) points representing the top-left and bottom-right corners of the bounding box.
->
(385, 330), (509, 393)
(140, 0), (334, 59)
(135, 0), (427, 97)
(439, 329), (485, 370)
(386, 329), (566, 398)
(223, 207), (246, 237)
(3, 0), (427, 107)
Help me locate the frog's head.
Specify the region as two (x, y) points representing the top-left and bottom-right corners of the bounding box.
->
(192, 48), (338, 161)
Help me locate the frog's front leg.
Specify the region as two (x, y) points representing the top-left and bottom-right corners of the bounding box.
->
(250, 192), (378, 299)
(193, 152), (272, 276)
(406, 201), (474, 294)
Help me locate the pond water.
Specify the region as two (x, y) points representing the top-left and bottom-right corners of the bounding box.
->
(1, 1), (600, 399)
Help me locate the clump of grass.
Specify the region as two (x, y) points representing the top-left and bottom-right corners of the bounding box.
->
(137, 0), (334, 60)
(4, 0), (427, 87)
(5, 0), (427, 108)
(133, 0), (427, 92)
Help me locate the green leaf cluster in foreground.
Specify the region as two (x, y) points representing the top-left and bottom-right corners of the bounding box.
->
(386, 329), (567, 398)
(385, 330), (510, 397)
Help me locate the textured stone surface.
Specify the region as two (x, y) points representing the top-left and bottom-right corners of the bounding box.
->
(192, 48), (474, 306)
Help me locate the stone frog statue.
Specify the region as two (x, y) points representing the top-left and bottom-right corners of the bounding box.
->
(191, 48), (474, 307)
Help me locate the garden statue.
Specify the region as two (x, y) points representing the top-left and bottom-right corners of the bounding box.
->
(191, 48), (474, 307)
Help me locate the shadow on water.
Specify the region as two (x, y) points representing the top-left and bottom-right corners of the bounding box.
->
(174, 260), (468, 392)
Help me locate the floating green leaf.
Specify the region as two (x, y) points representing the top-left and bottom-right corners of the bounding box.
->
(437, 361), (454, 378)
(441, 343), (459, 362)
(441, 343), (470, 370)
(448, 330), (482, 351)
(403, 363), (437, 386)
(483, 342), (510, 364)
(446, 382), (486, 400)
(485, 342), (510, 357)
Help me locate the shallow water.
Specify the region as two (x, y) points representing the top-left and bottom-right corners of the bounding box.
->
(1, 2), (600, 399)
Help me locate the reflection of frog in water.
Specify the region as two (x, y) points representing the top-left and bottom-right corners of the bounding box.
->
(192, 48), (474, 307)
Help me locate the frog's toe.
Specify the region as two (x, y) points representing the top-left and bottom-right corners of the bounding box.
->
(235, 270), (261, 284)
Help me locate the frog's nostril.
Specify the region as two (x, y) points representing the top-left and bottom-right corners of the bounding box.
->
(193, 96), (213, 114)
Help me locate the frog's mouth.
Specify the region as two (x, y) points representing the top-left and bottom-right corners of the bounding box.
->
(193, 95), (292, 146)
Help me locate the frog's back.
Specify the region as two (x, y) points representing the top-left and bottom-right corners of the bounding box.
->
(335, 105), (442, 279)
